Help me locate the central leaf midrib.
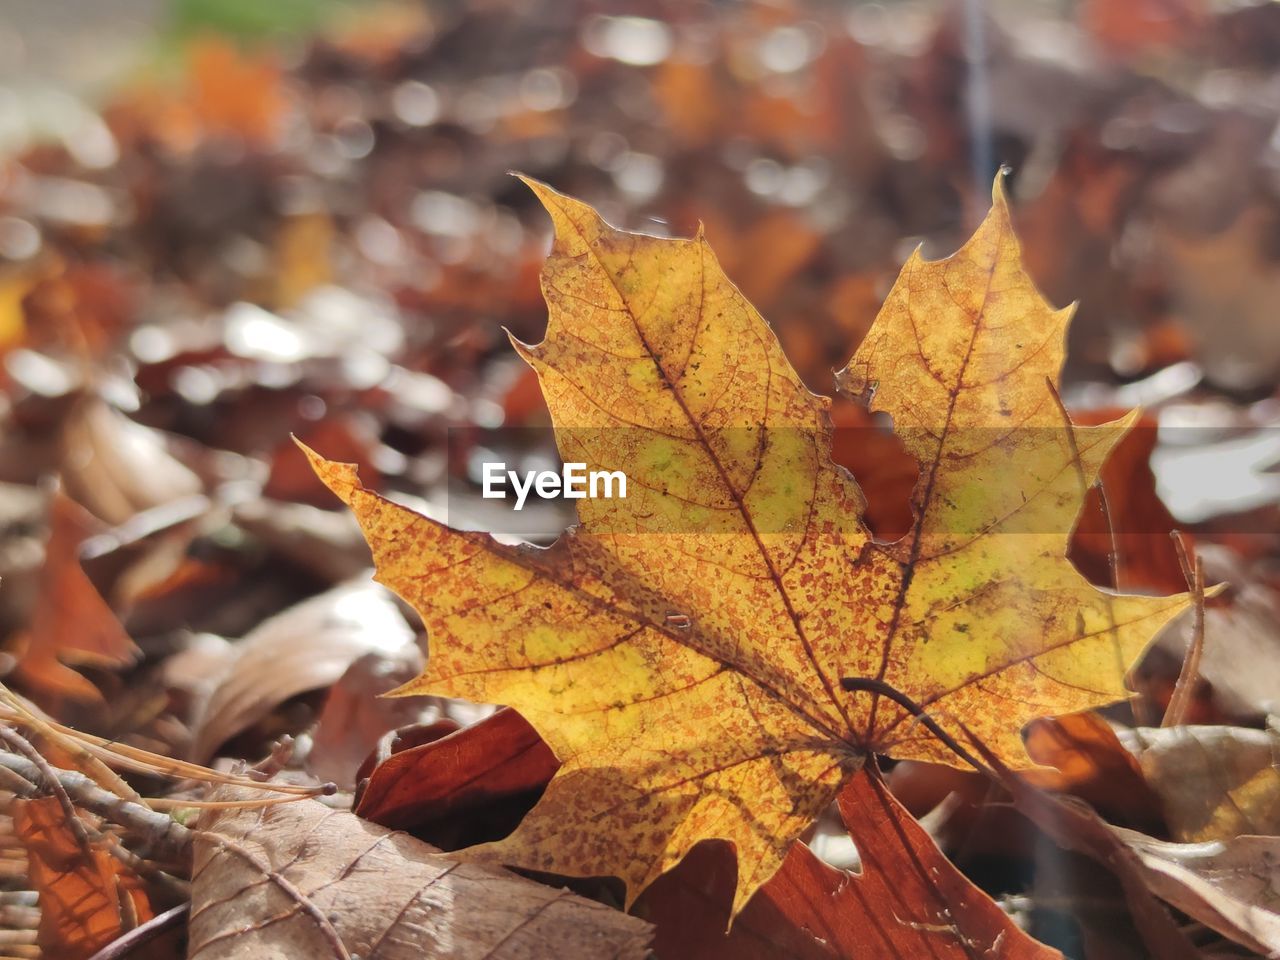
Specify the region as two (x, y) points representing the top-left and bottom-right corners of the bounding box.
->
(553, 210), (857, 745)
(864, 218), (1005, 741)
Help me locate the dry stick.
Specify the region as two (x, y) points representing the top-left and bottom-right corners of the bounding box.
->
(0, 696), (331, 798)
(0, 688), (140, 802)
(1163, 532), (1206, 728)
(0, 751), (192, 865)
(0, 725), (94, 851)
(85, 904), (189, 960)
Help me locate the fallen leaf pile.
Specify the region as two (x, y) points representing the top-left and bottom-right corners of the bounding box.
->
(1, 1), (1280, 958)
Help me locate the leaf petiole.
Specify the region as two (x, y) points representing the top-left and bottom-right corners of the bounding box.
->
(839, 676), (995, 778)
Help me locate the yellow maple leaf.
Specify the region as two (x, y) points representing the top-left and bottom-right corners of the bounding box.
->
(303, 175), (1189, 915)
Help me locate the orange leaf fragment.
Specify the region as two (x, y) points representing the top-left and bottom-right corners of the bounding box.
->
(13, 796), (153, 960)
(11, 493), (139, 704)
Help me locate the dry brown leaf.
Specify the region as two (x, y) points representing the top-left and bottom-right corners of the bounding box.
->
(10, 492), (138, 704)
(1185, 554), (1280, 720)
(189, 788), (653, 960)
(1118, 828), (1280, 957)
(189, 579), (415, 763)
(1024, 712), (1164, 830)
(13, 795), (153, 960)
(1123, 724), (1280, 842)
(975, 737), (1204, 959)
(59, 396), (203, 527)
(307, 646), (430, 791)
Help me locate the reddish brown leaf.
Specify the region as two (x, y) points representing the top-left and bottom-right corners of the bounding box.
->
(355, 708), (559, 849)
(1070, 410), (1188, 595)
(20, 259), (136, 360)
(1024, 712), (1164, 831)
(265, 416), (382, 508)
(1081, 0), (1206, 57)
(827, 401), (917, 542)
(638, 768), (1061, 960)
(10, 492), (139, 704)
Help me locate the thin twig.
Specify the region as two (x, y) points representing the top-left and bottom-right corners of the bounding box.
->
(0, 761), (37, 797)
(0, 687), (140, 802)
(0, 694), (330, 798)
(86, 904), (189, 960)
(145, 793), (326, 811)
(1163, 531), (1206, 728)
(0, 725), (93, 851)
(0, 751), (192, 864)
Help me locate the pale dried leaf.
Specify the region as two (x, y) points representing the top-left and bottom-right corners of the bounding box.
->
(189, 789), (653, 960)
(307, 646), (431, 790)
(1123, 724), (1280, 841)
(189, 579), (414, 762)
(1118, 827), (1280, 956)
(59, 396), (203, 526)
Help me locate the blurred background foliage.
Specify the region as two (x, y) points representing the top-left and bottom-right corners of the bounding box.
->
(2, 2), (1280, 956)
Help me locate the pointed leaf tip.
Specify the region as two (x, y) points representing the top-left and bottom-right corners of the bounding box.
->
(295, 437), (363, 507)
(991, 166), (1013, 212)
(516, 176), (604, 243)
(505, 326), (539, 363)
(516, 175), (565, 212)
